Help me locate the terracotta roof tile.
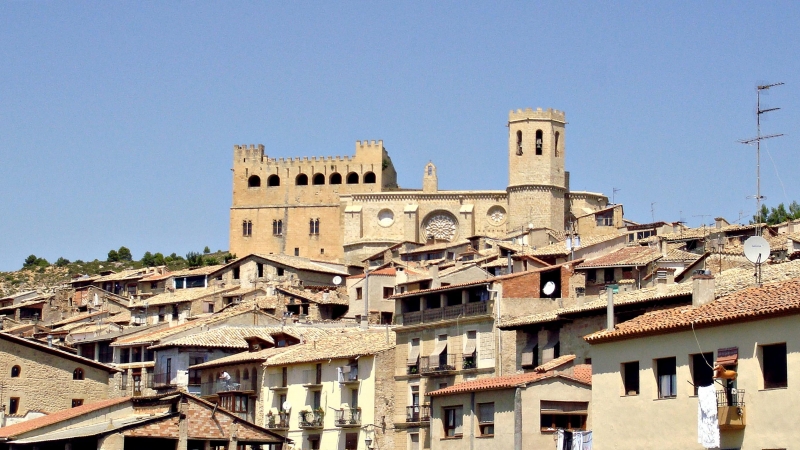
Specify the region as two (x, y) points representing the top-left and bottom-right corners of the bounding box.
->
(571, 364), (593, 385)
(428, 369), (591, 396)
(266, 330), (395, 366)
(576, 246), (661, 268)
(528, 232), (627, 257)
(586, 276), (800, 343)
(189, 346), (292, 370)
(131, 286), (237, 307)
(534, 354), (575, 372)
(348, 268), (397, 279)
(0, 397), (130, 438)
(661, 248), (703, 263)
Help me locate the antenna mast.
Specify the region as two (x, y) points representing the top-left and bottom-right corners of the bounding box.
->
(612, 187), (621, 205)
(739, 82), (784, 236)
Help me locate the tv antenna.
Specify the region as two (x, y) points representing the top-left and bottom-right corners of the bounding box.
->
(739, 82), (784, 236)
(612, 187), (621, 204)
(650, 202), (656, 223)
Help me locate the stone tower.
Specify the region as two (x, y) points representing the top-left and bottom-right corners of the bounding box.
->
(506, 108), (567, 232)
(422, 161), (438, 193)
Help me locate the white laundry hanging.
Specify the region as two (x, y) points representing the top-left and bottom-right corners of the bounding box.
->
(697, 384), (720, 448)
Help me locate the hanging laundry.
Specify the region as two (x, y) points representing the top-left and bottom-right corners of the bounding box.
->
(557, 430), (564, 450)
(697, 384), (719, 448)
(571, 431), (583, 450)
(580, 431), (593, 450)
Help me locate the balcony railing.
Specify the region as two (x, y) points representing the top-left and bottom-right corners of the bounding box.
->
(334, 408), (362, 427)
(151, 372), (174, 388)
(401, 302), (489, 326)
(420, 354), (460, 375)
(406, 404), (431, 423)
(717, 389), (746, 430)
(298, 410), (324, 429)
(407, 364), (420, 376)
(200, 379), (257, 396)
(266, 412), (290, 430)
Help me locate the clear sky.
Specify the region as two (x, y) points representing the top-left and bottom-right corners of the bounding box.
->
(1, 1), (799, 271)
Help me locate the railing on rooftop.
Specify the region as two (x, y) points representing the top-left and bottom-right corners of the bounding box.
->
(401, 301), (489, 326)
(200, 379), (257, 396)
(406, 404), (431, 423)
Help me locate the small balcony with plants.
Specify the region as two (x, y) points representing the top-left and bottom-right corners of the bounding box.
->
(298, 408), (325, 429)
(334, 407), (362, 428)
(265, 411), (290, 431)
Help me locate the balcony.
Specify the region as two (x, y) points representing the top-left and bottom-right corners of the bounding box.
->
(151, 372), (174, 388)
(407, 364), (420, 376)
(334, 408), (362, 428)
(298, 410), (324, 429)
(266, 412), (290, 430)
(338, 367), (359, 385)
(420, 354), (459, 375)
(717, 389), (746, 430)
(200, 379), (257, 396)
(401, 302), (489, 326)
(406, 404), (431, 423)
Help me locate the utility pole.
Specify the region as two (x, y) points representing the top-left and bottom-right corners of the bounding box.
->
(740, 82), (784, 236)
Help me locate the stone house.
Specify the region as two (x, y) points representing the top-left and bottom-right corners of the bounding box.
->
(0, 332), (120, 425)
(573, 245), (662, 295)
(585, 276), (800, 450)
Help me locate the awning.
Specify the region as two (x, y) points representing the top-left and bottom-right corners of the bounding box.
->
(462, 339), (476, 358)
(407, 345), (420, 366)
(716, 347), (738, 366)
(430, 339), (447, 359)
(521, 341), (538, 367)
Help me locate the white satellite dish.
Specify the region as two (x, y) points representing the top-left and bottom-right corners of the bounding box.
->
(282, 401), (292, 412)
(332, 276), (343, 286)
(543, 281), (556, 296)
(743, 236), (771, 264)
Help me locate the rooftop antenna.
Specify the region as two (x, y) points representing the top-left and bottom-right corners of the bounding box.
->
(650, 202), (656, 223)
(739, 82), (784, 236)
(612, 187), (621, 205)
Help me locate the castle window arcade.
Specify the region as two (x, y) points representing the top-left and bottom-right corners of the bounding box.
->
(248, 175), (261, 188)
(313, 173), (325, 185)
(363, 171), (376, 183)
(310, 218), (320, 235)
(346, 172), (359, 184)
(296, 173), (309, 185)
(267, 175), (280, 187)
(330, 172), (342, 184)
(242, 220), (252, 237)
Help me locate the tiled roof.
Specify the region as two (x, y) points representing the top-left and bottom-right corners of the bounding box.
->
(572, 364), (593, 385)
(534, 354), (576, 372)
(149, 325), (337, 350)
(94, 269), (155, 283)
(586, 276), (800, 343)
(576, 246), (661, 269)
(168, 265), (225, 277)
(189, 346), (292, 370)
(0, 397), (131, 438)
(277, 286), (348, 305)
(661, 248), (703, 263)
(527, 232), (626, 257)
(253, 254), (350, 275)
(348, 268), (397, 279)
(51, 310), (107, 327)
(266, 330), (395, 366)
(131, 286), (237, 307)
(428, 368), (591, 396)
(499, 259), (800, 328)
(400, 239), (470, 255)
(0, 332), (119, 373)
(0, 298), (47, 312)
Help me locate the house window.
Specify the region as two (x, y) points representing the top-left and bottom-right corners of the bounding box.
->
(73, 368), (84, 380)
(691, 353), (714, 395)
(11, 365), (20, 378)
(310, 218), (320, 235)
(383, 287), (394, 299)
(257, 263), (264, 278)
(535, 129), (543, 155)
(72, 399), (84, 408)
(308, 435), (321, 450)
(242, 220), (252, 237)
(762, 343), (787, 389)
(294, 248), (299, 256)
(9, 397), (19, 415)
(443, 406), (463, 438)
(540, 401), (588, 432)
(478, 402), (494, 436)
(656, 357), (677, 398)
(277, 267), (285, 277)
(622, 361), (639, 396)
(603, 268), (615, 283)
(356, 288), (363, 300)
(233, 267), (240, 280)
(272, 220), (283, 236)
(463, 331), (477, 369)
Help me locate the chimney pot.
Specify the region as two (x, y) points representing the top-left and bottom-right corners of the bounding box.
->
(692, 274), (715, 307)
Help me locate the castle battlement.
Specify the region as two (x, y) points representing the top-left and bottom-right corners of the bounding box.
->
(508, 107), (566, 123)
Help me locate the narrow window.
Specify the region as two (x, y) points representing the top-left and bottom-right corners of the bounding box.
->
(233, 267), (240, 280)
(427, 165), (433, 176)
(656, 357), (677, 398)
(11, 365), (20, 378)
(554, 131), (560, 157)
(346, 172), (359, 184)
(72, 399), (84, 408)
(535, 129), (543, 155)
(257, 263), (264, 278)
(9, 398), (19, 415)
(73, 368), (84, 380)
(247, 220), (252, 236)
(267, 175), (280, 187)
(478, 402), (494, 436)
(363, 172), (376, 184)
(294, 248), (299, 256)
(296, 173), (309, 185)
(516, 130), (523, 155)
(312, 173), (325, 185)
(242, 220), (248, 236)
(356, 288), (363, 300)
(691, 353), (714, 395)
(310, 218), (319, 235)
(383, 287), (394, 299)
(329, 172), (342, 184)
(622, 361), (639, 395)
(762, 343), (787, 389)
(248, 175), (261, 187)
(273, 220), (283, 236)
(443, 406), (463, 438)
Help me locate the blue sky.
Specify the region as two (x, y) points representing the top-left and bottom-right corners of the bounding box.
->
(1, 1), (799, 271)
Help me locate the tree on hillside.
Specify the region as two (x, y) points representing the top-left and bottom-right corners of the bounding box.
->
(55, 257), (70, 267)
(107, 250), (119, 262)
(203, 246), (210, 254)
(186, 251), (204, 268)
(23, 255), (49, 269)
(153, 252), (166, 266)
(142, 252), (155, 267)
(117, 246), (133, 262)
(751, 201), (800, 225)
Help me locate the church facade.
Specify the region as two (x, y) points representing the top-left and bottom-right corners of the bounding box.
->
(229, 108), (609, 264)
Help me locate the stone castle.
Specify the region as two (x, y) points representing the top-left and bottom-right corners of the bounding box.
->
(229, 108), (610, 263)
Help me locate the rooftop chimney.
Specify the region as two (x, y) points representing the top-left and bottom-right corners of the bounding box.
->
(692, 272), (715, 308)
(606, 289), (614, 331)
(429, 265), (441, 289)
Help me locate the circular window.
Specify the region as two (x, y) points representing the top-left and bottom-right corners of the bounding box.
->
(422, 211), (459, 242)
(378, 209), (395, 227)
(487, 205), (507, 226)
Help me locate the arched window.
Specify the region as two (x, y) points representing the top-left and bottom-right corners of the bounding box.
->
(554, 131), (560, 157)
(516, 130), (523, 155)
(73, 368), (84, 380)
(248, 175), (261, 187)
(251, 368), (257, 385)
(273, 220), (283, 236)
(329, 173), (342, 185)
(242, 220), (252, 237)
(363, 172), (376, 184)
(235, 369), (241, 382)
(535, 130), (543, 155)
(11, 365), (20, 378)
(346, 172), (359, 184)
(296, 174), (309, 186)
(312, 173), (325, 185)
(243, 369), (249, 380)
(427, 165), (433, 176)
(267, 175), (280, 187)
(310, 218), (319, 235)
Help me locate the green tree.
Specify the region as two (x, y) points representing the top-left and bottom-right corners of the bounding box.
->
(23, 255), (39, 268)
(23, 255), (49, 269)
(203, 257), (219, 266)
(751, 204), (770, 224)
(55, 257), (70, 267)
(107, 250), (120, 262)
(153, 252), (166, 266)
(117, 246), (133, 262)
(203, 246), (210, 254)
(141, 251), (155, 267)
(186, 251), (204, 268)
(789, 201), (800, 220)
(768, 203), (789, 225)
(223, 253), (236, 263)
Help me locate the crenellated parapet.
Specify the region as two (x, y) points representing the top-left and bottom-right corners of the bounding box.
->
(508, 107), (566, 124)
